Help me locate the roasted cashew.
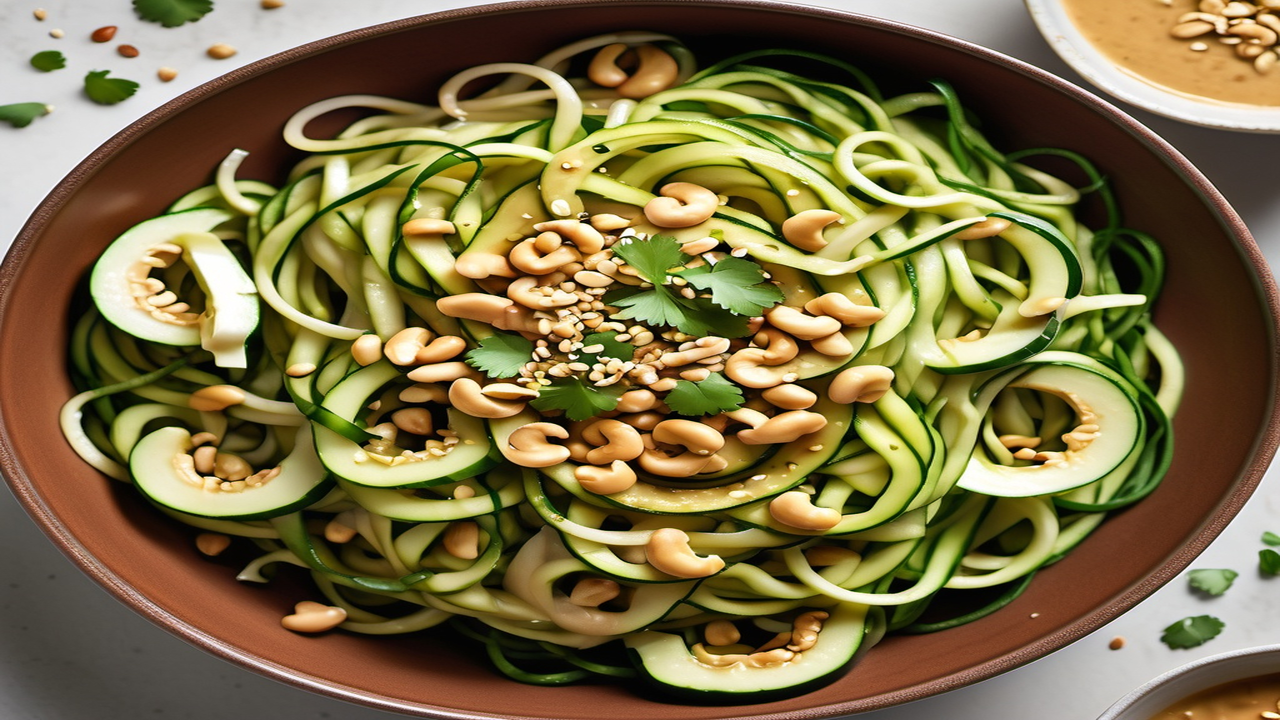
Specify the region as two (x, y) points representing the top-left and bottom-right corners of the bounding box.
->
(281, 601), (347, 633)
(416, 335), (467, 364)
(786, 611), (830, 652)
(679, 236), (719, 255)
(608, 44), (680, 99)
(351, 334), (383, 366)
(765, 305), (843, 341)
(401, 218), (456, 238)
(405, 361), (475, 384)
(1228, 21), (1278, 45)
(809, 331), (854, 357)
(652, 419), (725, 456)
(588, 213), (632, 232)
(587, 43), (631, 87)
(781, 209), (842, 252)
(502, 422), (571, 468)
(442, 520), (480, 560)
(828, 365), (895, 404)
(769, 491), (841, 531)
(582, 419), (645, 464)
(574, 459), (638, 495)
(661, 336), (731, 367)
(644, 182), (720, 228)
(703, 620), (741, 647)
(618, 411), (663, 432)
(383, 327), (435, 366)
(724, 329), (801, 389)
(638, 448), (729, 476)
(568, 577), (622, 607)
(507, 276), (579, 310)
(735, 410), (827, 445)
(615, 388), (658, 413)
(533, 219), (605, 254)
(645, 528), (725, 578)
(761, 384), (817, 410)
(436, 294), (550, 335)
(455, 252), (517, 280)
(448, 378), (526, 419)
(509, 231), (582, 275)
(803, 292), (885, 327)
(391, 407), (434, 436)
(480, 382), (540, 400)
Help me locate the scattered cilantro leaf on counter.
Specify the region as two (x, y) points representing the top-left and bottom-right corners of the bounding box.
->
(0, 103), (51, 128)
(465, 333), (533, 378)
(1263, 531), (1280, 546)
(30, 51), (66, 72)
(1160, 615), (1224, 650)
(530, 378), (622, 421)
(133, 0), (214, 27)
(1260, 548), (1280, 576)
(664, 373), (744, 417)
(84, 70), (139, 105)
(580, 332), (634, 363)
(1188, 569), (1237, 596)
(678, 256), (784, 317)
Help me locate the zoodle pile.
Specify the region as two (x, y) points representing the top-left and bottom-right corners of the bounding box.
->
(61, 32), (1182, 700)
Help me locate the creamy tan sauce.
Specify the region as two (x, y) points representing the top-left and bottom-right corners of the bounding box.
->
(1151, 673), (1280, 719)
(1061, 0), (1280, 106)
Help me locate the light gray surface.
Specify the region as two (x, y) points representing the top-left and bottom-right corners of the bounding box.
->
(1, 1), (1279, 718)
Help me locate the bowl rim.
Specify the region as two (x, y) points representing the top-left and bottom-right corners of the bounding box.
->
(1097, 644), (1280, 719)
(1023, 0), (1280, 132)
(2, 0), (1279, 718)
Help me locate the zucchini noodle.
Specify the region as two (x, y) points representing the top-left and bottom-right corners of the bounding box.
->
(62, 35), (1180, 701)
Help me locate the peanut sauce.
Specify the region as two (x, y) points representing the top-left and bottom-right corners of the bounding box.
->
(1060, 0), (1280, 106)
(1151, 673), (1280, 719)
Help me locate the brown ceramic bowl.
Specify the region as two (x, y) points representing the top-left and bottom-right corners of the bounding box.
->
(2, 1), (1277, 718)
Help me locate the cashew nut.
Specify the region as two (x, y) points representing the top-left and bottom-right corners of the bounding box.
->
(436, 294), (550, 335)
(615, 388), (658, 413)
(351, 334), (383, 366)
(509, 231), (582, 275)
(809, 331), (854, 357)
(442, 520), (480, 560)
(643, 182), (720, 228)
(391, 407), (434, 436)
(769, 491), (841, 531)
(652, 419), (725, 456)
(781, 209), (842, 252)
(533, 219), (605, 254)
(761, 384), (817, 410)
(416, 335), (467, 364)
(588, 213), (632, 232)
(803, 292), (885, 327)
(595, 44), (679, 99)
(405, 361), (474, 384)
(281, 601), (347, 633)
(703, 620), (741, 647)
(829, 365), (895, 404)
(574, 459), (638, 495)
(735, 410), (827, 445)
(786, 610), (830, 652)
(645, 528), (724, 578)
(384, 327), (435, 366)
(455, 252), (517, 279)
(568, 577), (622, 607)
(587, 43), (631, 87)
(765, 305), (842, 341)
(724, 329), (801, 389)
(507, 276), (579, 310)
(582, 419), (645, 464)
(502, 422), (571, 467)
(448, 378), (526, 419)
(638, 448), (728, 476)
(660, 336), (731, 367)
(401, 218), (456, 238)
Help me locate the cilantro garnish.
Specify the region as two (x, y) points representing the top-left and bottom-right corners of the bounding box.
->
(1263, 531), (1280, 546)
(580, 332), (634, 363)
(133, 0), (214, 27)
(1160, 615), (1224, 649)
(530, 378), (622, 421)
(1260, 548), (1280, 576)
(84, 70), (139, 105)
(1188, 568), (1237, 596)
(30, 50), (66, 72)
(678, 256), (784, 317)
(464, 333), (533, 378)
(0, 103), (52, 129)
(604, 234), (778, 338)
(663, 373), (745, 417)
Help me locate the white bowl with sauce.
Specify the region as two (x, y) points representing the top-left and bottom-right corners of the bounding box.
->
(1098, 644), (1280, 719)
(1025, 0), (1280, 131)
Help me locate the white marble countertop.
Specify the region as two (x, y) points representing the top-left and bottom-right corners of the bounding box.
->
(2, 1), (1279, 718)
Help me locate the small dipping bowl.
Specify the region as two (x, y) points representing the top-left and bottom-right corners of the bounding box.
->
(1098, 645), (1280, 719)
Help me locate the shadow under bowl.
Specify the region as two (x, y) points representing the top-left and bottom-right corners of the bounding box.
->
(1, 1), (1278, 719)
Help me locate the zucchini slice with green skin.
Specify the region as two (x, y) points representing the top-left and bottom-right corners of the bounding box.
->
(313, 362), (498, 488)
(925, 290), (1060, 375)
(624, 602), (869, 703)
(90, 209), (260, 367)
(957, 357), (1144, 497)
(129, 424), (330, 521)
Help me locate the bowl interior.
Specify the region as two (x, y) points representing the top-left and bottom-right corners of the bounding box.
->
(1100, 646), (1280, 719)
(1, 2), (1276, 719)
(1024, 0), (1280, 131)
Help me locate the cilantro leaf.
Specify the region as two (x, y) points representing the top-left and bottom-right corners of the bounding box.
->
(674, 297), (753, 338)
(680, 256), (784, 316)
(663, 373), (745, 417)
(530, 378), (622, 421)
(133, 0), (214, 27)
(610, 234), (685, 283)
(0, 103), (51, 129)
(1160, 615), (1224, 649)
(464, 333), (533, 378)
(608, 286), (688, 330)
(1188, 568), (1237, 596)
(30, 50), (66, 72)
(580, 332), (634, 363)
(1261, 548), (1280, 576)
(84, 70), (139, 105)
(1263, 531), (1280, 547)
